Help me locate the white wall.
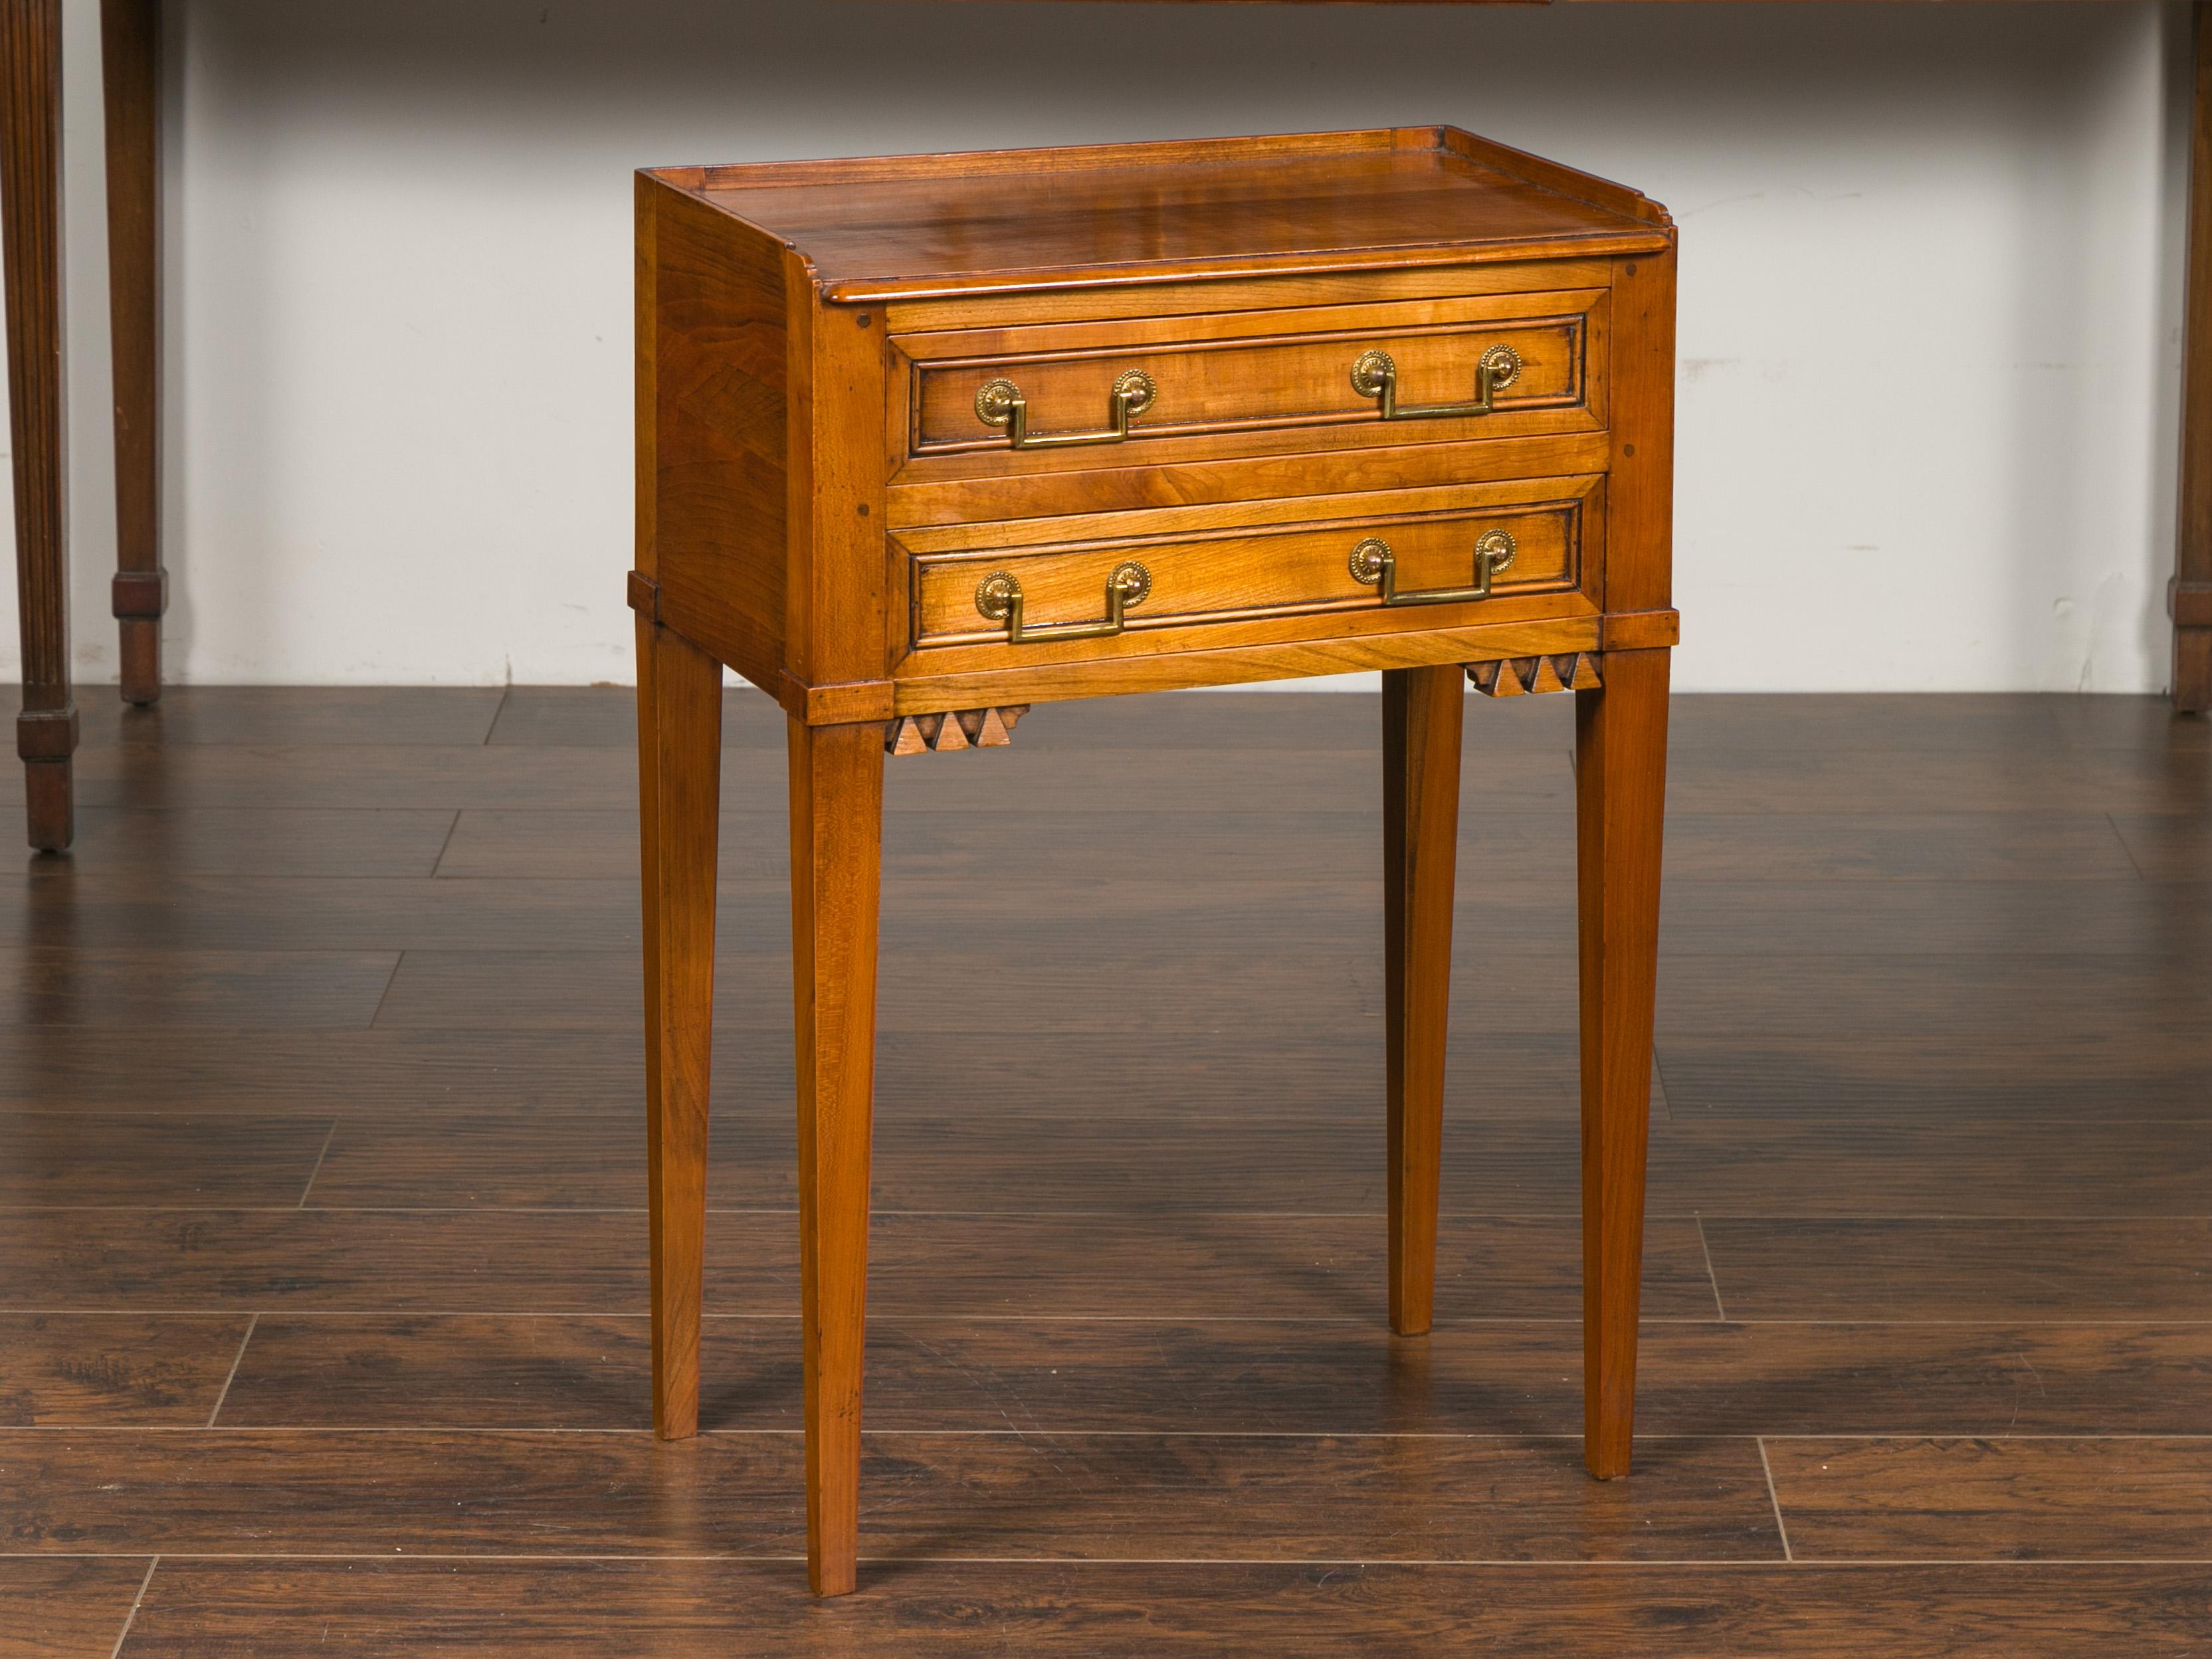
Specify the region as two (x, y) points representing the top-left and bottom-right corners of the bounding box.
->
(0, 0), (2191, 692)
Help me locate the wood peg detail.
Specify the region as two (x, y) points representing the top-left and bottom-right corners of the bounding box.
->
(884, 705), (1029, 755)
(1467, 653), (1603, 699)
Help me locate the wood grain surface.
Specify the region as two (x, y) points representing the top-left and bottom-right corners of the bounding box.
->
(112, 1560), (2212, 1658)
(1382, 664), (1466, 1336)
(209, 1317), (2212, 1437)
(3, 685), (2209, 1652)
(637, 619), (725, 1441)
(678, 128), (1667, 301)
(0, 1312), (248, 1425)
(0, 1428), (1776, 1561)
(0, 1559), (153, 1658)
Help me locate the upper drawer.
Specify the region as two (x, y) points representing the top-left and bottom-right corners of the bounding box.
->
(887, 289), (1608, 485)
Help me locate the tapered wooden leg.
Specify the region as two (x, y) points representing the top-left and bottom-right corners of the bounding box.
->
(637, 619), (722, 1441)
(102, 0), (163, 706)
(788, 718), (883, 1598)
(1383, 664), (1464, 1337)
(3, 0), (74, 850)
(1575, 647), (1669, 1480)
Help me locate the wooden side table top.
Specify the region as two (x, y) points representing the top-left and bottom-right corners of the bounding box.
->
(633, 125), (1677, 1599)
(676, 128), (1664, 295)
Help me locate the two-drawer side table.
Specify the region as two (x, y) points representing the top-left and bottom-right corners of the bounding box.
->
(631, 127), (1677, 1595)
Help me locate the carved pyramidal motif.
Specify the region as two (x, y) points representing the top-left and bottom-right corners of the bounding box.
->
(884, 706), (1030, 755)
(1466, 653), (1603, 698)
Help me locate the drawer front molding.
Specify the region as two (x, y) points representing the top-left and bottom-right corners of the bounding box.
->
(892, 287), (1607, 484)
(900, 478), (1601, 660)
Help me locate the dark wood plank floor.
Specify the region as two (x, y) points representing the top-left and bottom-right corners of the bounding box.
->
(3, 686), (2210, 1656)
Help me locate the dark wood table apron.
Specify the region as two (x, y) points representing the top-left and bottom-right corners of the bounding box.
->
(5, 0), (2208, 853)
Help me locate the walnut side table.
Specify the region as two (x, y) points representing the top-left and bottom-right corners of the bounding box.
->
(631, 127), (1677, 1596)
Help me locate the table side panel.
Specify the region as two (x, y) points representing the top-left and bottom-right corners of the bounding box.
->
(791, 276), (894, 705)
(1603, 249), (1676, 617)
(639, 175), (788, 688)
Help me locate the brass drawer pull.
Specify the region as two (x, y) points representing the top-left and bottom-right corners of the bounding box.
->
(1350, 343), (1520, 422)
(975, 369), (1157, 450)
(1350, 530), (1515, 607)
(976, 560), (1152, 644)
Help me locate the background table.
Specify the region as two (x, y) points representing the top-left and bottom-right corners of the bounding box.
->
(7, 0), (2208, 852)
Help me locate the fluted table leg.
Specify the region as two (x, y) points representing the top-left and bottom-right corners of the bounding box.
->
(3, 0), (74, 851)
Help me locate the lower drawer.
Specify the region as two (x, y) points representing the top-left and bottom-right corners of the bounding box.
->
(898, 476), (1601, 658)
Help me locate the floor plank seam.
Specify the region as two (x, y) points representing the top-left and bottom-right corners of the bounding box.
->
(25, 1309), (2212, 1327)
(1695, 1215), (1728, 1319)
(2104, 811), (2152, 880)
(108, 1555), (157, 1659)
(34, 1552), (2212, 1567)
(296, 1125), (338, 1208)
(1756, 1437), (1794, 1563)
(20, 1427), (2212, 1443)
(35, 1318), (2212, 1335)
(47, 1426), (2210, 1441)
(483, 687), (512, 748)
(205, 1316), (258, 1428)
(365, 951), (409, 1027)
(27, 1204), (2212, 1224)
(427, 809), (464, 877)
(0, 1553), (1837, 1567)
